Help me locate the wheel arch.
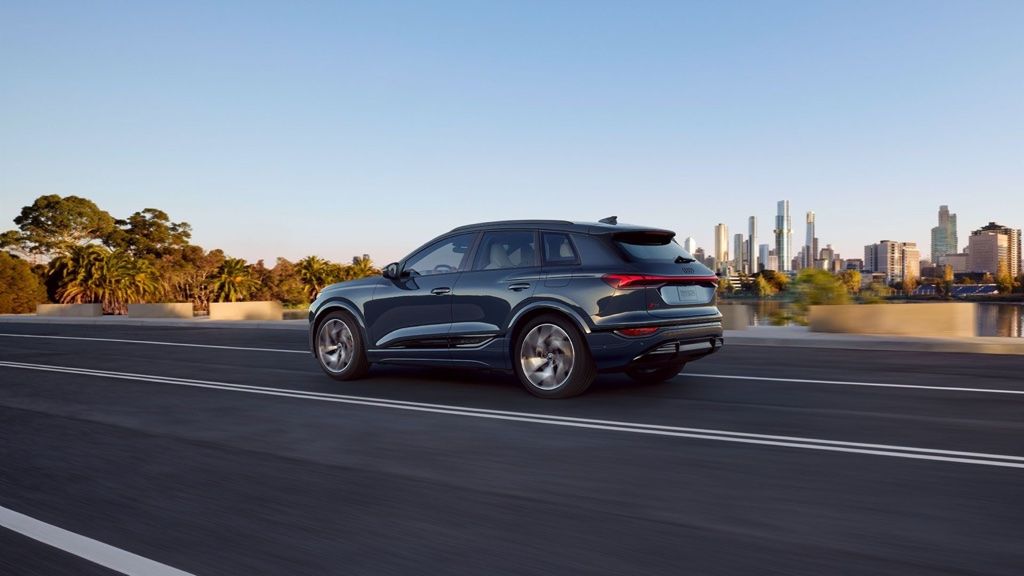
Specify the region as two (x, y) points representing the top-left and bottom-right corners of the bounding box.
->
(506, 301), (592, 365)
(309, 298), (368, 354)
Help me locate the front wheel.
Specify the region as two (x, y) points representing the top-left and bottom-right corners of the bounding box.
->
(626, 362), (685, 384)
(315, 312), (370, 381)
(514, 314), (596, 398)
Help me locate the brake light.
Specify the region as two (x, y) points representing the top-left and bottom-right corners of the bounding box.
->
(615, 327), (659, 337)
(602, 274), (718, 289)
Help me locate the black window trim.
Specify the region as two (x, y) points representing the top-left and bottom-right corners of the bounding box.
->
(541, 231), (581, 267)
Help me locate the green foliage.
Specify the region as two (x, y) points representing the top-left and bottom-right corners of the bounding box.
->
(3, 195), (116, 257)
(0, 252), (48, 313)
(837, 270), (861, 294)
(210, 258), (259, 303)
(995, 263), (1015, 295)
(49, 245), (165, 314)
(859, 282), (891, 304)
(791, 269), (848, 323)
(760, 270), (790, 293)
(754, 275), (777, 298)
(297, 255), (335, 300)
(106, 208), (192, 258)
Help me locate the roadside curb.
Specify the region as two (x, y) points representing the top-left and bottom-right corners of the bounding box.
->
(3, 315), (1023, 354)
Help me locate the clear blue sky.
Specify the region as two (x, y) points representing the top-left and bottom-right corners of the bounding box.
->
(2, 0), (1021, 264)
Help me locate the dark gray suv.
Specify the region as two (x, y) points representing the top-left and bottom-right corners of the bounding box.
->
(309, 218), (723, 398)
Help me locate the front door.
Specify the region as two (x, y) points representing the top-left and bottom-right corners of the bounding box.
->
(364, 232), (477, 354)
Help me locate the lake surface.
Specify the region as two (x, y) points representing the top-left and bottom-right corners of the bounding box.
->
(720, 301), (1024, 338)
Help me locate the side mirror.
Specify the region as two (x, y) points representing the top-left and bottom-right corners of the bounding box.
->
(382, 262), (400, 279)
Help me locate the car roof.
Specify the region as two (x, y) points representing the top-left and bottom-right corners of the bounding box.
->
(448, 219), (673, 236)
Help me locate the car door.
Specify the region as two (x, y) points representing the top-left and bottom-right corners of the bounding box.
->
(364, 232), (477, 354)
(451, 229), (541, 340)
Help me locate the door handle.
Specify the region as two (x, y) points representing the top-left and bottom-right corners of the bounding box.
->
(431, 287), (451, 295)
(507, 282), (531, 292)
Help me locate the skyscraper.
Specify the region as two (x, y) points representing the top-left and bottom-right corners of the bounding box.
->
(733, 233), (744, 273)
(804, 211), (816, 269)
(864, 240), (919, 283)
(758, 243), (770, 271)
(930, 205), (958, 263)
(774, 200), (792, 272)
(714, 223), (729, 273)
(747, 216), (757, 274)
(682, 236), (698, 255)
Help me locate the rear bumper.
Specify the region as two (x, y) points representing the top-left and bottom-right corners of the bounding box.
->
(585, 321), (724, 371)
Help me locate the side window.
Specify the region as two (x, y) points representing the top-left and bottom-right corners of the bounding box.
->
(404, 233), (476, 276)
(473, 230), (537, 271)
(542, 232), (579, 265)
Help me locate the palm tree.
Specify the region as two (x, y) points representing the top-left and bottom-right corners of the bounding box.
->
(50, 246), (164, 314)
(297, 255), (333, 300)
(210, 258), (258, 302)
(347, 255), (379, 280)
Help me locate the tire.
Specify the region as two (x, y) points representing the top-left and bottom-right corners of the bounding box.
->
(314, 311), (370, 381)
(513, 313), (596, 398)
(625, 362), (686, 384)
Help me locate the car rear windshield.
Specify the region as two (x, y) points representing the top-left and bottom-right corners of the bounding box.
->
(613, 231), (693, 262)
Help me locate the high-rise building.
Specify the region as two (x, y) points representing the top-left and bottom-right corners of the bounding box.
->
(747, 216), (757, 274)
(733, 233), (745, 273)
(864, 240), (919, 283)
(804, 211), (816, 268)
(930, 205), (958, 263)
(758, 243), (770, 272)
(967, 232), (1007, 274)
(774, 201), (792, 272)
(682, 236), (698, 255)
(714, 223), (729, 273)
(693, 247), (706, 264)
(970, 222), (1021, 277)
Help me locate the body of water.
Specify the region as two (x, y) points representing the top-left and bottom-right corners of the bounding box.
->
(720, 301), (1024, 338)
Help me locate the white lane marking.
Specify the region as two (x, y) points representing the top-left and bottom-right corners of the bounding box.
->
(0, 332), (306, 354)
(686, 372), (1024, 396)
(1, 361), (1022, 469)
(0, 505), (195, 576)
(3, 332), (1022, 396)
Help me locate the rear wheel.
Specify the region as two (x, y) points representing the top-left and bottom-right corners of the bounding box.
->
(315, 311), (370, 381)
(626, 362), (685, 384)
(514, 314), (596, 398)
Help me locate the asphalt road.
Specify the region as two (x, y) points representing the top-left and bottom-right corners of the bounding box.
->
(1, 323), (1022, 576)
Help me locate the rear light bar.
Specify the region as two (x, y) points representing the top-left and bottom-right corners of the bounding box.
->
(602, 274), (719, 289)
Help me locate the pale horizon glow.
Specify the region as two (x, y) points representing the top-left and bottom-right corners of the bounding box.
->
(2, 1), (1022, 266)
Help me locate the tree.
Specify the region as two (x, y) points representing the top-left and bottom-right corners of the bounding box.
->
(106, 208), (192, 258)
(210, 258), (258, 302)
(0, 252), (48, 313)
(995, 262), (1015, 295)
(160, 246), (225, 312)
(837, 270), (862, 295)
(49, 245), (164, 314)
(792, 269), (848, 321)
(2, 195), (116, 258)
(902, 275), (919, 295)
(760, 270), (790, 293)
(347, 255), (379, 280)
(754, 275), (777, 298)
(297, 256), (335, 300)
(268, 258), (308, 306)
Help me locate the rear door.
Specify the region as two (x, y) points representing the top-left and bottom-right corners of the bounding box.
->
(450, 229), (541, 338)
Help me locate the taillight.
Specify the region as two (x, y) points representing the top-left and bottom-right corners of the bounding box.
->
(615, 327), (659, 337)
(602, 274), (718, 289)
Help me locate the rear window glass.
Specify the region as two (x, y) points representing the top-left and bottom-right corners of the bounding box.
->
(614, 232), (693, 262)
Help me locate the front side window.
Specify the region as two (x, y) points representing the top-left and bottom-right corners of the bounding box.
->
(473, 230), (537, 271)
(404, 233), (476, 276)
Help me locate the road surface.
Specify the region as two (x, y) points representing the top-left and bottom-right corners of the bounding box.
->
(1, 323), (1022, 575)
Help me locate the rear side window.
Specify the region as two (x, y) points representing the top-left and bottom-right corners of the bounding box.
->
(542, 233), (579, 265)
(614, 231), (693, 262)
(473, 230), (537, 270)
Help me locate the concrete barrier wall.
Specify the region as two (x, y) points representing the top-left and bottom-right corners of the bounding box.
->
(809, 303), (977, 338)
(127, 303), (194, 319)
(209, 301), (283, 321)
(718, 304), (750, 331)
(36, 303), (103, 317)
